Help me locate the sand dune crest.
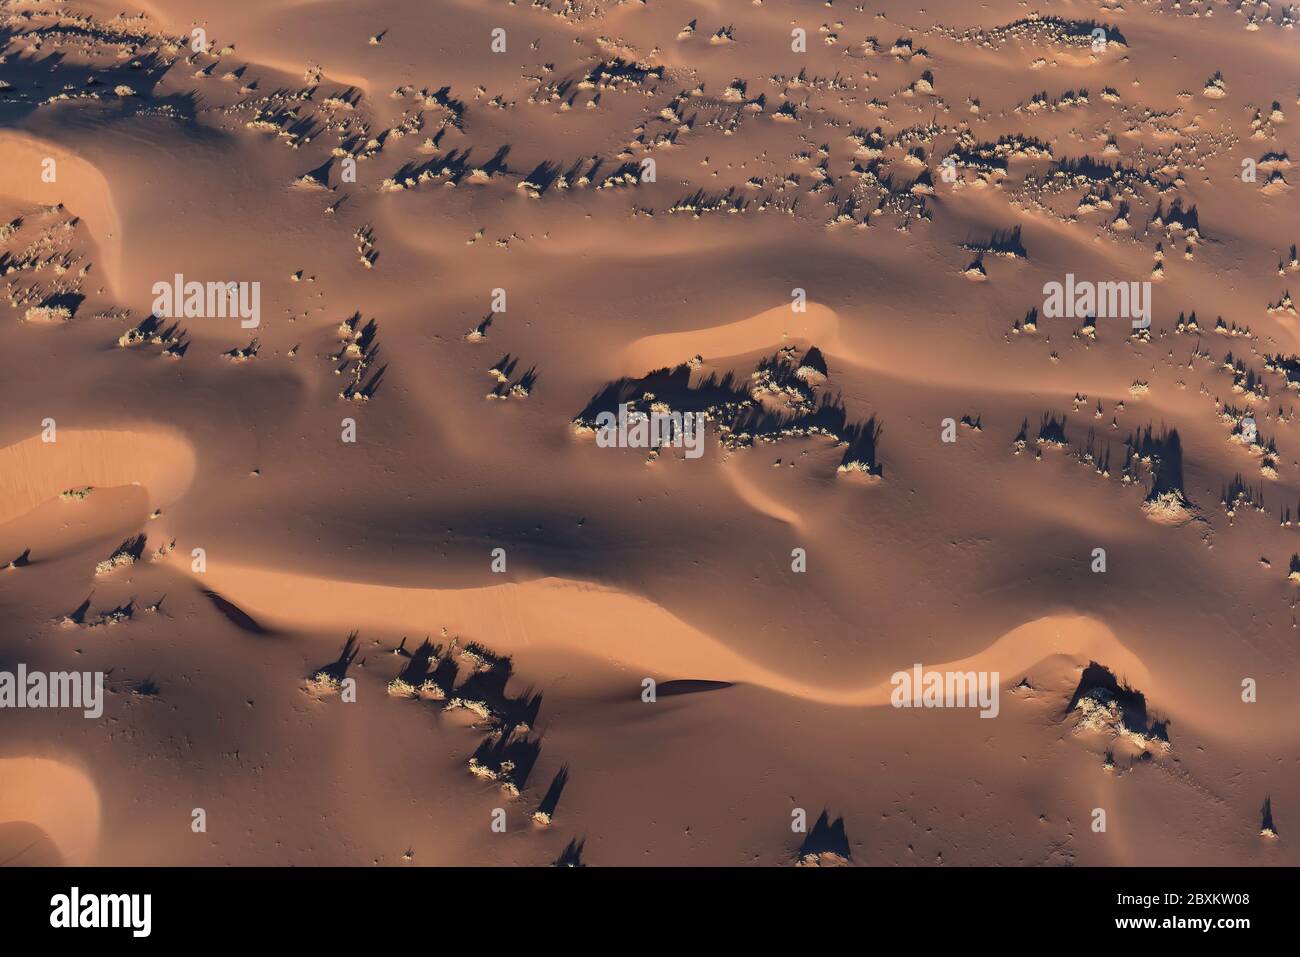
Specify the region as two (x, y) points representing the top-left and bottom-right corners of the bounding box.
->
(619, 302), (858, 374)
(0, 428), (196, 526)
(0, 132), (124, 297)
(184, 563), (1150, 710)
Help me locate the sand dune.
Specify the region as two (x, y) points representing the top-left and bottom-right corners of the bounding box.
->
(185, 560), (1154, 710)
(619, 302), (858, 374)
(0, 758), (100, 865)
(0, 429), (195, 526)
(0, 132), (124, 295)
(3, 0), (1297, 868)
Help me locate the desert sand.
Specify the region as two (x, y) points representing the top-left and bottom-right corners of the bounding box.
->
(1, 0), (1298, 867)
